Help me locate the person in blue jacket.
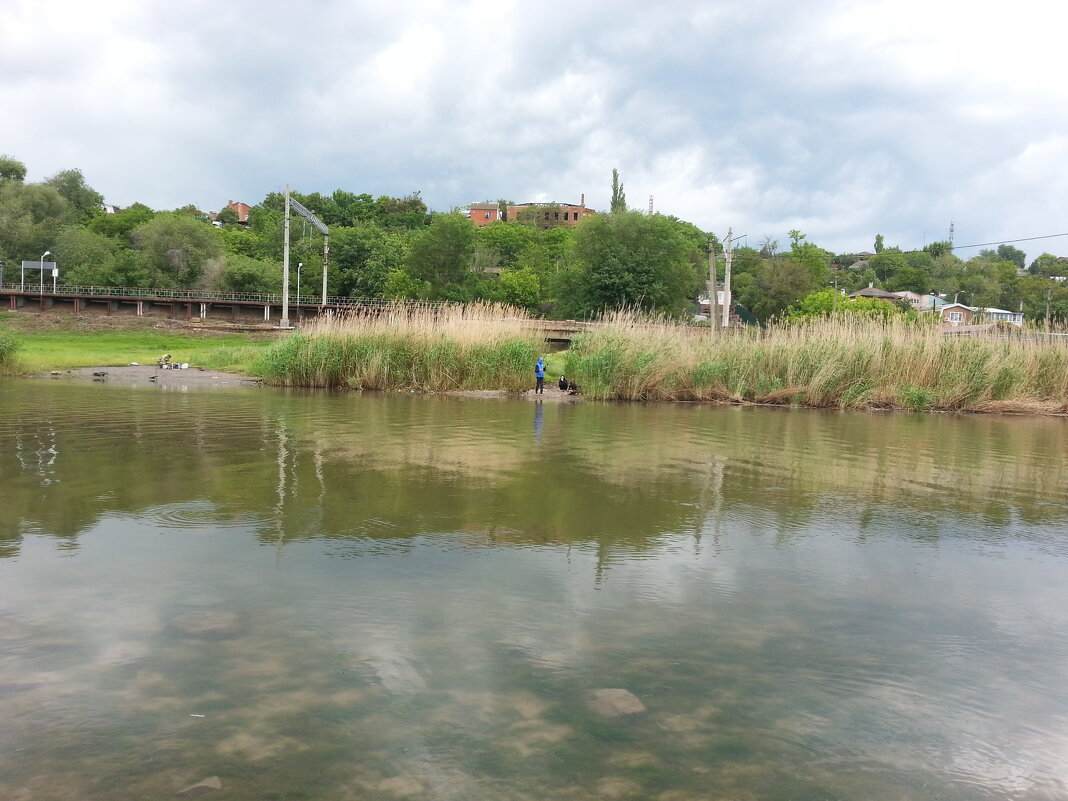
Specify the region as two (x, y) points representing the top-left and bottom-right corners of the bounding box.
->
(534, 357), (546, 394)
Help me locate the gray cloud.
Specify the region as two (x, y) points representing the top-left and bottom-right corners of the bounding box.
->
(2, 0), (1066, 258)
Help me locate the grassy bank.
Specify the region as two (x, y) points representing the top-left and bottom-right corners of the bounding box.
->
(566, 312), (1068, 413)
(254, 303), (544, 391)
(0, 312), (272, 374)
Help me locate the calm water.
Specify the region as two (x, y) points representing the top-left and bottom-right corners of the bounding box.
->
(1, 378), (1067, 801)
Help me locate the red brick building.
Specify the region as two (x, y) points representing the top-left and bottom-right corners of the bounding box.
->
(507, 194), (595, 229)
(468, 202), (503, 227)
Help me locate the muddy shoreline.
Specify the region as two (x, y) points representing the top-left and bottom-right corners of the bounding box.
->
(41, 365), (262, 389)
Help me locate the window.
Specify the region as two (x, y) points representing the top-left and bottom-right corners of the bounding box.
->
(563, 212), (569, 221)
(949, 311), (963, 322)
(484, 212), (490, 219)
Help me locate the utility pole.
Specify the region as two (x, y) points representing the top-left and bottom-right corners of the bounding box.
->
(721, 228), (733, 328)
(282, 184), (291, 328)
(707, 238), (719, 324)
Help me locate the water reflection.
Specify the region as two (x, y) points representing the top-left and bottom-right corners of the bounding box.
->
(1, 380), (1068, 800)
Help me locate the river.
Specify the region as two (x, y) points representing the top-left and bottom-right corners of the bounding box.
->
(1, 378), (1066, 800)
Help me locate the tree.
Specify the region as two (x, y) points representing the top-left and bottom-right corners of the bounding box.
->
(0, 155), (27, 183)
(53, 227), (120, 285)
(89, 202), (155, 241)
(610, 168), (626, 213)
(874, 233), (885, 253)
(476, 220), (535, 269)
(1028, 252), (1067, 277)
(494, 268), (542, 311)
(736, 258), (816, 321)
(220, 254), (281, 293)
(786, 288), (910, 321)
(572, 211), (702, 315)
(45, 169), (104, 223)
(131, 213), (223, 289)
(215, 207), (239, 225)
(406, 213), (475, 295)
(996, 244), (1026, 270)
(924, 240), (953, 259)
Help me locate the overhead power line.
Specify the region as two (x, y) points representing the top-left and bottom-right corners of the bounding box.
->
(950, 231), (1068, 252)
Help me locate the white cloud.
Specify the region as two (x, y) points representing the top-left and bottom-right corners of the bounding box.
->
(2, 0), (1068, 258)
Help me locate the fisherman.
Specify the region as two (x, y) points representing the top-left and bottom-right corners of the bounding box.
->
(534, 357), (546, 394)
(157, 353), (172, 369)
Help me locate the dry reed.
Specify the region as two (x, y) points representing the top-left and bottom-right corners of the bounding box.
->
(253, 302), (543, 391)
(566, 312), (1068, 413)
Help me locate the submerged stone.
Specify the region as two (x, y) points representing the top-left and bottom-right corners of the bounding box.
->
(587, 688), (646, 717)
(175, 775), (222, 796)
(168, 611), (241, 640)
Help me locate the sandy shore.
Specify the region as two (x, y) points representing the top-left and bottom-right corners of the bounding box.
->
(41, 365), (262, 389)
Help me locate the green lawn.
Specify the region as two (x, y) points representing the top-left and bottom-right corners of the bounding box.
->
(1, 327), (269, 374)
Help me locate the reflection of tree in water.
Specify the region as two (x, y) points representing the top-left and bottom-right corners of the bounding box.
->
(2, 381), (1066, 561)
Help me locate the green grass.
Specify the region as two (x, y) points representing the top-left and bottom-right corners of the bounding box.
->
(1, 328), (268, 373)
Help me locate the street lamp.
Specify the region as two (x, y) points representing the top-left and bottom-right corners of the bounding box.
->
(40, 250), (50, 294)
(297, 262), (302, 299)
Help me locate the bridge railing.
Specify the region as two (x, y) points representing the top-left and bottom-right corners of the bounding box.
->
(0, 282), (450, 309)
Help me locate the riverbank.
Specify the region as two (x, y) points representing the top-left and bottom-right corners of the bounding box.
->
(0, 311), (274, 375)
(40, 364), (262, 389)
(7, 307), (1068, 415)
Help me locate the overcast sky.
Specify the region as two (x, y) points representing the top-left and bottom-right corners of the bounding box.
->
(3, 0), (1066, 259)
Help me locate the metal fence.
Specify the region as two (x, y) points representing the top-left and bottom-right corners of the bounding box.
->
(0, 282), (449, 310)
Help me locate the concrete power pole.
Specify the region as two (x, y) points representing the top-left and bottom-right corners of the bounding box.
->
(282, 184), (291, 328)
(721, 228), (733, 328)
(708, 238), (719, 323)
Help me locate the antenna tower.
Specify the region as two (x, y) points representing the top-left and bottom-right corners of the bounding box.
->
(948, 220), (955, 247)
(648, 195), (654, 215)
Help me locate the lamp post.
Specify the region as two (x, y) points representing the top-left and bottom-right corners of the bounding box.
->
(40, 251), (50, 294)
(297, 262), (302, 300)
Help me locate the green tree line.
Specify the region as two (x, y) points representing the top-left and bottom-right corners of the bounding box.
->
(3, 154), (1066, 323)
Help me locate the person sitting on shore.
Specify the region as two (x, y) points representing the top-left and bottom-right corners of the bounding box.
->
(567, 380), (580, 395)
(558, 375), (569, 391)
(157, 354), (172, 369)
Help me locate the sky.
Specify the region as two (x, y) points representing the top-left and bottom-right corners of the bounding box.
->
(3, 0), (1067, 260)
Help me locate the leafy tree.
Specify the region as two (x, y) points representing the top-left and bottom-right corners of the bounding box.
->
(874, 234), (885, 253)
(995, 244), (1026, 270)
(1028, 253), (1064, 276)
(494, 268), (542, 311)
(406, 213), (475, 295)
(330, 224), (410, 297)
(221, 254), (281, 293)
(375, 192), (429, 229)
(610, 168), (627, 213)
(383, 268), (430, 299)
(573, 211), (702, 315)
(788, 231), (832, 285)
(476, 221), (535, 269)
(131, 213), (223, 289)
(44, 169), (104, 223)
(870, 250), (907, 282)
(736, 258), (816, 322)
(884, 265), (931, 294)
(53, 227), (120, 285)
(215, 207), (239, 225)
(0, 155), (27, 183)
(786, 288), (910, 321)
(924, 240), (953, 259)
(88, 203), (155, 241)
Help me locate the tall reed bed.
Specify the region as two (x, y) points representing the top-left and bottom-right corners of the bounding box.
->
(254, 303), (543, 391)
(0, 328), (20, 373)
(567, 312), (1068, 413)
